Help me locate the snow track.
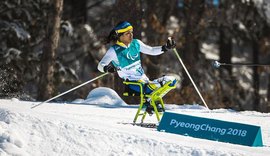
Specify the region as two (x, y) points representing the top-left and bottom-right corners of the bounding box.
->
(0, 89), (269, 156)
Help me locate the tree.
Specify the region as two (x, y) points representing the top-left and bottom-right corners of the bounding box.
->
(219, 25), (232, 75)
(182, 0), (205, 66)
(173, 0), (207, 104)
(63, 0), (87, 24)
(144, 0), (176, 79)
(37, 0), (64, 100)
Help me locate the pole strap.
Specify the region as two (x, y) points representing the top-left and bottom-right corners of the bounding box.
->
(173, 48), (209, 109)
(31, 72), (109, 109)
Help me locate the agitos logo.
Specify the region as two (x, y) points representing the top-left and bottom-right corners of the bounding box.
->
(126, 51), (139, 60)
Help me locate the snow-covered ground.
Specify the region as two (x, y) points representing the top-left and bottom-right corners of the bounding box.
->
(0, 87), (270, 156)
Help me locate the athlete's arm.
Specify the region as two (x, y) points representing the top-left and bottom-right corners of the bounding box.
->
(97, 47), (118, 72)
(137, 39), (164, 55)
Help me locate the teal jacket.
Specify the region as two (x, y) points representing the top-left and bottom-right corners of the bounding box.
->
(98, 39), (164, 81)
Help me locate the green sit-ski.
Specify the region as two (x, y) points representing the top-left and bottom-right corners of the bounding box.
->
(123, 80), (177, 124)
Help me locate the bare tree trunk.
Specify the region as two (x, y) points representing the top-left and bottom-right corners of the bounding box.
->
(38, 0), (63, 100)
(63, 0), (87, 24)
(268, 75), (270, 109)
(181, 0), (204, 86)
(144, 0), (164, 80)
(252, 40), (260, 111)
(183, 0), (204, 65)
(219, 26), (232, 75)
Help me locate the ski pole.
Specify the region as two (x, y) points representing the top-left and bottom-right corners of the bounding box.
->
(212, 60), (270, 68)
(173, 48), (209, 109)
(31, 72), (109, 109)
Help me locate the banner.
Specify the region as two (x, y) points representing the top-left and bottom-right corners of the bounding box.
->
(158, 112), (263, 147)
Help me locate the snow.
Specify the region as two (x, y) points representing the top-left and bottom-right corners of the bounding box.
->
(0, 87), (270, 156)
(201, 43), (219, 60)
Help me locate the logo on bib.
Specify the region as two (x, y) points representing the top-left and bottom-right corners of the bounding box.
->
(126, 51), (139, 60)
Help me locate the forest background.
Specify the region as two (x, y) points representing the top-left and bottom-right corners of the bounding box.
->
(1, 0), (270, 112)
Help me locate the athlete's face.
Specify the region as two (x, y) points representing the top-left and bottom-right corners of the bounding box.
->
(119, 29), (133, 46)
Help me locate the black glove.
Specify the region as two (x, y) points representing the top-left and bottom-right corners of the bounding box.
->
(162, 37), (176, 52)
(103, 62), (116, 73)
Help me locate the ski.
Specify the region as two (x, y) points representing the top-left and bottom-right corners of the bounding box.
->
(119, 122), (158, 129)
